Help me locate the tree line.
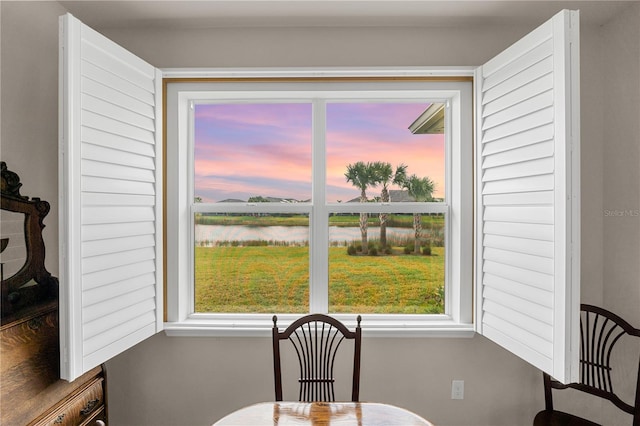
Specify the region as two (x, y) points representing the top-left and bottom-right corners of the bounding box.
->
(345, 161), (435, 255)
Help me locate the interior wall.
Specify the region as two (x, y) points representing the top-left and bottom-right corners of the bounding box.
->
(0, 0), (67, 275)
(2, 1), (638, 425)
(598, 7), (640, 421)
(105, 332), (545, 426)
(100, 25), (531, 69)
(601, 2), (640, 326)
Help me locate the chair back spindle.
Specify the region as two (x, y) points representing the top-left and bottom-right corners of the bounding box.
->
(581, 309), (625, 396)
(272, 314), (362, 402)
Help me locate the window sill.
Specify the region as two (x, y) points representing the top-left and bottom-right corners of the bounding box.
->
(163, 316), (476, 338)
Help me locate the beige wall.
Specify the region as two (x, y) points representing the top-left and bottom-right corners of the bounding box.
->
(99, 25), (530, 69)
(1, 2), (638, 425)
(601, 3), (640, 326)
(0, 0), (67, 275)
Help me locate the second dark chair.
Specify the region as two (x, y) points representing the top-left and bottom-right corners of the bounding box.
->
(533, 304), (640, 426)
(272, 314), (362, 402)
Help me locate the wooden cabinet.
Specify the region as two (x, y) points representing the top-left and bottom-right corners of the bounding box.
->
(1, 163), (107, 425)
(31, 374), (106, 426)
(0, 302), (107, 426)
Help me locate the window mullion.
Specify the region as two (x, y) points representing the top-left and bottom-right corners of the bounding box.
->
(326, 202), (448, 215)
(310, 99), (328, 313)
(186, 100), (196, 319)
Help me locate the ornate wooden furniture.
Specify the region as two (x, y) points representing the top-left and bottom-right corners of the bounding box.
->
(272, 314), (362, 402)
(1, 162), (107, 425)
(0, 161), (58, 319)
(213, 401), (435, 426)
(533, 304), (640, 426)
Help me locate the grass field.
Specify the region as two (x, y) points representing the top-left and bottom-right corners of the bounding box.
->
(195, 245), (445, 314)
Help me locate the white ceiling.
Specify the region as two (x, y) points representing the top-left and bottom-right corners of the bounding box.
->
(59, 0), (634, 30)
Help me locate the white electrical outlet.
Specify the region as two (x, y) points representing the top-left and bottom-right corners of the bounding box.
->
(451, 380), (464, 400)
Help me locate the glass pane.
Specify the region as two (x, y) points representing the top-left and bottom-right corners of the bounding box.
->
(329, 213), (445, 314)
(194, 103), (312, 203)
(326, 102), (445, 203)
(194, 213), (309, 313)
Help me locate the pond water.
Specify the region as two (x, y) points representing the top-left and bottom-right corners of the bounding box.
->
(195, 224), (415, 246)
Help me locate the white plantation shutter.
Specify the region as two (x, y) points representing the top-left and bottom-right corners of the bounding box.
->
(475, 10), (580, 384)
(59, 14), (163, 381)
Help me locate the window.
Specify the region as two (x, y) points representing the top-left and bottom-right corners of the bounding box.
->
(61, 10), (579, 383)
(164, 81), (473, 334)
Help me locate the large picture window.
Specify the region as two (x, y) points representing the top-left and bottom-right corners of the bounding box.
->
(61, 10), (580, 382)
(165, 81), (473, 332)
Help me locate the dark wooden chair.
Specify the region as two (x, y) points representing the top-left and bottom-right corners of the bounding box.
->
(533, 304), (640, 426)
(272, 314), (362, 402)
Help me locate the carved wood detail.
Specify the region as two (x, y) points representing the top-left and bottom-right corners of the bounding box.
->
(1, 161), (58, 322)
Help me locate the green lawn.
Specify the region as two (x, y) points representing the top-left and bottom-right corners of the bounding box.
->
(195, 246), (445, 314)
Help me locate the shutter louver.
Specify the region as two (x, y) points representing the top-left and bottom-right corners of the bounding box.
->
(60, 14), (163, 381)
(475, 10), (580, 384)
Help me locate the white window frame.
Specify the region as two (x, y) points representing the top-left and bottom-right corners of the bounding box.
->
(163, 73), (474, 337)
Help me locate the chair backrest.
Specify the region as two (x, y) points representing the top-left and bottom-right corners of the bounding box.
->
(543, 304), (640, 425)
(272, 314), (362, 402)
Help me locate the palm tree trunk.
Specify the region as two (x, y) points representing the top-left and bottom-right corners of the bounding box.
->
(379, 213), (387, 247)
(379, 188), (389, 248)
(360, 213), (368, 254)
(413, 213), (422, 254)
(360, 189), (368, 254)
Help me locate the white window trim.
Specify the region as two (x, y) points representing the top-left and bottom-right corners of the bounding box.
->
(163, 69), (474, 337)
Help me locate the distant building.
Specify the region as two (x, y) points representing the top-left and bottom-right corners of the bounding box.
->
(218, 197), (305, 203)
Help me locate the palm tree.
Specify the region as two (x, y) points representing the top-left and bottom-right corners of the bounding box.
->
(402, 174), (435, 254)
(370, 162), (407, 248)
(345, 161), (376, 254)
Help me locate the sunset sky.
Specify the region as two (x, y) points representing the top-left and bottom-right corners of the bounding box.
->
(194, 102), (445, 203)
